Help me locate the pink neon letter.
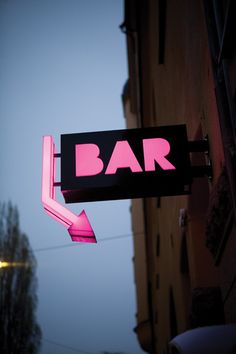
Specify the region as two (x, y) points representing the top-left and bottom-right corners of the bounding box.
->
(105, 140), (143, 174)
(75, 144), (104, 177)
(143, 138), (176, 170)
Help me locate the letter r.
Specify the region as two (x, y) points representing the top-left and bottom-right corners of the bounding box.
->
(75, 144), (104, 177)
(143, 138), (176, 170)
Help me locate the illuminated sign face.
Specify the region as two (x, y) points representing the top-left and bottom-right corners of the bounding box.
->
(61, 125), (191, 203)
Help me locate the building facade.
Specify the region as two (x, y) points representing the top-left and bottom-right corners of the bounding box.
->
(122, 1), (236, 353)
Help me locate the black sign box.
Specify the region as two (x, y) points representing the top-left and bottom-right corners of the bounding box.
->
(61, 125), (191, 203)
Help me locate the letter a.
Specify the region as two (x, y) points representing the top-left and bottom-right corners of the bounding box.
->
(143, 138), (176, 171)
(75, 144), (104, 176)
(105, 140), (143, 174)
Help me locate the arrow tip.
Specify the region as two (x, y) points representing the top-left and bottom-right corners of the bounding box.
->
(68, 210), (97, 243)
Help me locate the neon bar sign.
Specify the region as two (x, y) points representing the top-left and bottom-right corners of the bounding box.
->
(42, 125), (191, 242)
(61, 125), (191, 203)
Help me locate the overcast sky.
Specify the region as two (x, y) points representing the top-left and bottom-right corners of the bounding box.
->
(0, 1), (145, 353)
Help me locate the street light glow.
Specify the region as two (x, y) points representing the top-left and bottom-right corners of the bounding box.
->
(0, 260), (28, 269)
(0, 261), (10, 268)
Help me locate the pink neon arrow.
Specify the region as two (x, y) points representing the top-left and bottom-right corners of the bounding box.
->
(41, 135), (97, 243)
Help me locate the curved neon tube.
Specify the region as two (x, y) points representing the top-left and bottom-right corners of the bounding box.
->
(41, 136), (96, 243)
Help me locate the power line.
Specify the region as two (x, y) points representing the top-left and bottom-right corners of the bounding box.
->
(43, 336), (132, 354)
(43, 337), (95, 354)
(34, 232), (144, 253)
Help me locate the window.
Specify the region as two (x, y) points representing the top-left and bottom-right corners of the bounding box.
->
(156, 274), (160, 289)
(169, 288), (178, 338)
(156, 233), (160, 256)
(180, 234), (189, 274)
(158, 0), (167, 64)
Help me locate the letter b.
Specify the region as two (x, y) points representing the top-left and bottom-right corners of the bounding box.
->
(75, 144), (104, 177)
